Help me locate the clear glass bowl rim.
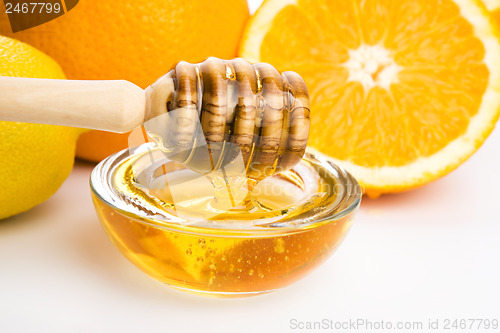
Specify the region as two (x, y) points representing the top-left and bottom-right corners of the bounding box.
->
(90, 144), (362, 236)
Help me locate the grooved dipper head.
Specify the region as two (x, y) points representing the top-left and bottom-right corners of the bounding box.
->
(145, 57), (310, 181)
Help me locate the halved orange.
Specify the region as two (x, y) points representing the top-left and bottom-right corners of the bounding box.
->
(240, 0), (500, 198)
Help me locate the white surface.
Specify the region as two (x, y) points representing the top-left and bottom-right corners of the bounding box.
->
(2, 1), (500, 332)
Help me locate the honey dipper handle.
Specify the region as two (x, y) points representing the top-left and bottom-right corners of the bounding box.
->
(0, 77), (146, 133)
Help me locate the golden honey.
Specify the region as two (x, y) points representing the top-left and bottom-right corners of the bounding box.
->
(93, 202), (354, 296)
(90, 143), (360, 297)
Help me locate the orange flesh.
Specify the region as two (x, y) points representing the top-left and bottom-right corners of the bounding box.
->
(259, 0), (488, 167)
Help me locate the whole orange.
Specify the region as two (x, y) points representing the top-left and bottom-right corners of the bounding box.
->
(0, 0), (249, 162)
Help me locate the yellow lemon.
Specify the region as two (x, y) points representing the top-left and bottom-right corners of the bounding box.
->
(0, 36), (81, 219)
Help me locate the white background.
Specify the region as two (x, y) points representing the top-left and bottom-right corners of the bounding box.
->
(1, 0), (500, 332)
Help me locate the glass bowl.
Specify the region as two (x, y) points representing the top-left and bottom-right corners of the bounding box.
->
(90, 143), (361, 297)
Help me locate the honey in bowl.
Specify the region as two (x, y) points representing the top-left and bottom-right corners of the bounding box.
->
(90, 58), (361, 297)
(91, 144), (360, 296)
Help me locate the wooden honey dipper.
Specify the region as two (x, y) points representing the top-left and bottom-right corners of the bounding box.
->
(0, 57), (310, 179)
